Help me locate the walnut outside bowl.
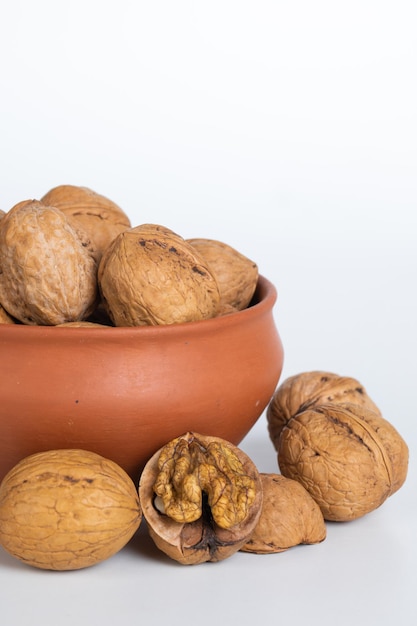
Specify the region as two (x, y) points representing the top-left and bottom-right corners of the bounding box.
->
(0, 276), (283, 484)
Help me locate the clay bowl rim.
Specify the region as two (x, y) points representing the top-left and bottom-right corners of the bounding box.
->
(0, 274), (277, 339)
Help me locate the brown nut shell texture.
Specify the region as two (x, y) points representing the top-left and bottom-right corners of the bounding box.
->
(0, 303), (15, 324)
(41, 185), (131, 263)
(278, 402), (397, 522)
(139, 432), (263, 565)
(187, 238), (258, 311)
(267, 370), (382, 449)
(0, 449), (142, 570)
(241, 473), (326, 554)
(268, 371), (408, 500)
(98, 224), (221, 326)
(0, 200), (98, 325)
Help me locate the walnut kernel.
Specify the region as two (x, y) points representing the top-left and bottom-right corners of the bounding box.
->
(139, 432), (263, 564)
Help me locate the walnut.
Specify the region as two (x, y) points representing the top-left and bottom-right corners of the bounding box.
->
(0, 449), (142, 570)
(0, 303), (15, 324)
(241, 473), (326, 553)
(0, 200), (98, 325)
(55, 321), (111, 327)
(0, 209), (5, 220)
(98, 224), (221, 326)
(41, 185), (131, 263)
(267, 371), (408, 501)
(277, 402), (408, 521)
(267, 370), (382, 449)
(216, 302), (239, 317)
(138, 432), (263, 564)
(187, 238), (258, 310)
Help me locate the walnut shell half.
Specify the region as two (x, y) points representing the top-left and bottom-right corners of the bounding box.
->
(138, 432), (263, 564)
(241, 473), (326, 553)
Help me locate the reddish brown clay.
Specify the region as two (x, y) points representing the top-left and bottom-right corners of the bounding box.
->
(0, 276), (283, 484)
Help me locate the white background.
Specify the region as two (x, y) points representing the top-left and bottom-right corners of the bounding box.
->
(0, 1), (416, 624)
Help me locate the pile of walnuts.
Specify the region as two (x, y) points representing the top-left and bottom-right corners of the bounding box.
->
(0, 184), (409, 571)
(0, 371), (409, 570)
(0, 185), (258, 327)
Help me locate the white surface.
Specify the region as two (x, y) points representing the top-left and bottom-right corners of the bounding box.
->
(1, 2), (416, 625)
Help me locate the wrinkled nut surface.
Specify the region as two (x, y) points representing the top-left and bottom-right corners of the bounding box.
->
(154, 435), (256, 529)
(216, 302), (239, 317)
(0, 449), (142, 570)
(98, 224), (221, 326)
(41, 185), (131, 262)
(0, 200), (98, 325)
(268, 371), (408, 497)
(278, 403), (397, 521)
(267, 370), (382, 449)
(0, 303), (15, 324)
(241, 473), (326, 554)
(187, 238), (258, 310)
(139, 432), (263, 564)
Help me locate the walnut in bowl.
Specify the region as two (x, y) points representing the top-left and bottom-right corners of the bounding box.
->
(0, 275), (283, 484)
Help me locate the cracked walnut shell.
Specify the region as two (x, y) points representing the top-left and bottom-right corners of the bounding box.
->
(0, 200), (98, 325)
(241, 473), (326, 554)
(138, 432), (263, 564)
(98, 224), (221, 326)
(0, 449), (142, 570)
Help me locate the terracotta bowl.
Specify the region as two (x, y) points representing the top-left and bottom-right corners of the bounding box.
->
(0, 276), (284, 484)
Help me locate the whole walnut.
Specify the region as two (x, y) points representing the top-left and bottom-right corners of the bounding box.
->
(0, 449), (142, 570)
(241, 473), (326, 553)
(0, 200), (98, 325)
(277, 401), (408, 521)
(187, 238), (258, 311)
(138, 432), (263, 564)
(267, 370), (382, 449)
(41, 185), (131, 262)
(267, 371), (408, 499)
(98, 224), (221, 326)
